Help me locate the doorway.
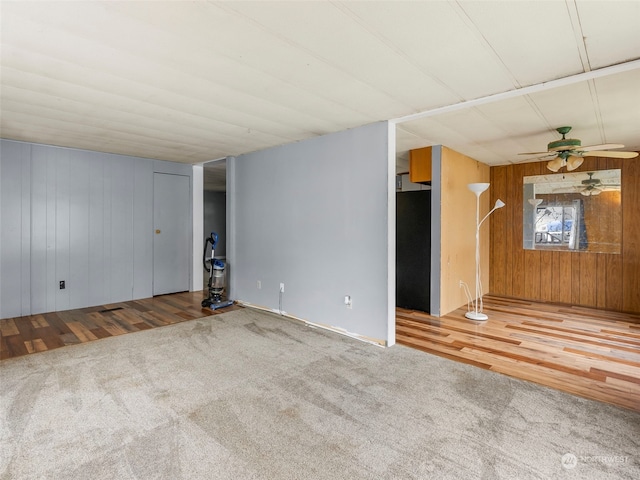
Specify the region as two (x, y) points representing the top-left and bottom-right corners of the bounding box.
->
(202, 159), (228, 291)
(396, 188), (431, 312)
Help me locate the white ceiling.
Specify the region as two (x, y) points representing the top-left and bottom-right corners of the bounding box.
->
(2, 1), (639, 186)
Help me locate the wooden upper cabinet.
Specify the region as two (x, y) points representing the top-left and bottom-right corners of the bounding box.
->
(409, 146), (432, 184)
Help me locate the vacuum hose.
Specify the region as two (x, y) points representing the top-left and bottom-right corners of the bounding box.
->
(202, 232), (218, 272)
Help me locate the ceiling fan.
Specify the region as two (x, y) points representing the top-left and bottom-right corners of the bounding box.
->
(520, 126), (639, 172)
(577, 172), (620, 197)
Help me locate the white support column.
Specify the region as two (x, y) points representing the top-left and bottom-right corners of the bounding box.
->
(192, 164), (204, 292)
(386, 121), (396, 347)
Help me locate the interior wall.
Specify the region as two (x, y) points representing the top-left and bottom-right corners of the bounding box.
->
(490, 156), (640, 314)
(0, 139), (193, 319)
(229, 122), (391, 344)
(439, 146), (491, 316)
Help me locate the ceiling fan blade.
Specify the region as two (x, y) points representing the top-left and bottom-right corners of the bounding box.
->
(582, 151), (639, 159)
(579, 143), (625, 152)
(518, 151), (553, 156)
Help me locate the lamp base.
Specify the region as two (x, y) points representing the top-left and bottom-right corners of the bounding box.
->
(465, 311), (488, 321)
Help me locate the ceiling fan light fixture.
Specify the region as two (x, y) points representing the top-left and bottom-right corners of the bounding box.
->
(547, 157), (565, 172)
(566, 155), (584, 171)
(581, 188), (602, 196)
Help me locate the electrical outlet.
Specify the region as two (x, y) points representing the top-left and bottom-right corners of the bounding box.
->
(59, 280), (66, 289)
(280, 283), (285, 293)
(257, 280), (261, 289)
(345, 295), (352, 309)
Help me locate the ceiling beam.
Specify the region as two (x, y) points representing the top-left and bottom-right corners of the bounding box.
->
(392, 59), (640, 125)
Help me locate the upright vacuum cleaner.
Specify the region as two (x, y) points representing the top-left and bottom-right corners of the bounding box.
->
(201, 232), (234, 310)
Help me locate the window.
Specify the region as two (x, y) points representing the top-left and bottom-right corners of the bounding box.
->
(534, 204), (580, 249)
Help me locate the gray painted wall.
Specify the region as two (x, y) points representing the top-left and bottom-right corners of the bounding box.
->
(203, 191), (226, 258)
(229, 122), (391, 343)
(0, 139), (192, 319)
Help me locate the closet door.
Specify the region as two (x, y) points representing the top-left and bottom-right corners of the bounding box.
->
(153, 173), (190, 296)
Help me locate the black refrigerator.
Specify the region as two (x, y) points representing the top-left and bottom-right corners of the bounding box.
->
(396, 190), (431, 312)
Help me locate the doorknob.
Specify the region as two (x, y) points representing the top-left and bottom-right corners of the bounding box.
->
(155, 229), (161, 234)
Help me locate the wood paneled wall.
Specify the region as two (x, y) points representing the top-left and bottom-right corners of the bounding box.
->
(0, 139), (193, 319)
(489, 156), (640, 313)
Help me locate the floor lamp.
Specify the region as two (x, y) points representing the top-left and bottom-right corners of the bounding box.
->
(465, 183), (505, 321)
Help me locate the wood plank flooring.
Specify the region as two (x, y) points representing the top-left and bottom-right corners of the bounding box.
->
(3, 291), (639, 413)
(397, 295), (640, 412)
(0, 292), (240, 360)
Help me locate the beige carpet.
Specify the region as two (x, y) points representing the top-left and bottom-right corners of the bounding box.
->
(1, 307), (638, 479)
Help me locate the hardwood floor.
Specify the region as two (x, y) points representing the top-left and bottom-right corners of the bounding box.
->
(0, 292), (240, 360)
(397, 294), (640, 412)
(3, 291), (639, 413)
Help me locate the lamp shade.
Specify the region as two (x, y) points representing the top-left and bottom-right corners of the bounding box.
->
(547, 157), (565, 172)
(581, 188), (602, 196)
(566, 155), (584, 171)
(467, 183), (490, 195)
